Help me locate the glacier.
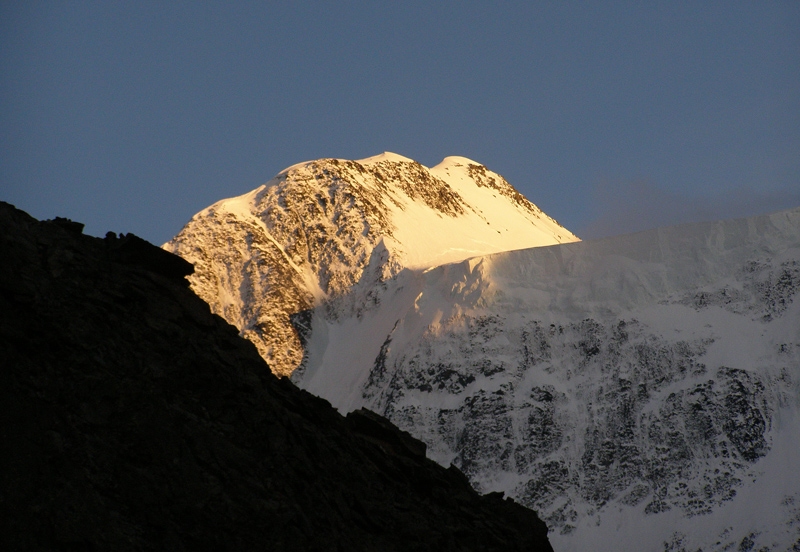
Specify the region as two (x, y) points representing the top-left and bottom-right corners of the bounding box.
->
(294, 207), (800, 551)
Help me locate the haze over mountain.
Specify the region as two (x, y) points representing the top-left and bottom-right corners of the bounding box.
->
(167, 155), (800, 551)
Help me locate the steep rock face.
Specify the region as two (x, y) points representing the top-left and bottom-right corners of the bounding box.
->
(294, 207), (800, 551)
(164, 153), (578, 375)
(0, 202), (554, 551)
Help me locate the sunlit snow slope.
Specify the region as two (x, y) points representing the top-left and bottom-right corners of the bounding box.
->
(294, 207), (800, 551)
(165, 153), (578, 375)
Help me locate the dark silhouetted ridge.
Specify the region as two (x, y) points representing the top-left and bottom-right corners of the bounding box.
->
(0, 202), (553, 551)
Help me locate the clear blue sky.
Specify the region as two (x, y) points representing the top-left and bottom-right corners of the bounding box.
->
(2, 2), (798, 244)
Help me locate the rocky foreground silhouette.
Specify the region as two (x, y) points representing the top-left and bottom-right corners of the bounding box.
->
(0, 202), (553, 551)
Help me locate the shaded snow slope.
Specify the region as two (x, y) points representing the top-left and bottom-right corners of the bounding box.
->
(164, 153), (577, 375)
(294, 207), (800, 551)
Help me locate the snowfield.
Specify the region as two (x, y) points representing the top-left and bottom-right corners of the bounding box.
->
(294, 207), (800, 551)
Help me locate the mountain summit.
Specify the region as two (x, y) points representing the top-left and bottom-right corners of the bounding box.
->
(165, 153), (578, 375)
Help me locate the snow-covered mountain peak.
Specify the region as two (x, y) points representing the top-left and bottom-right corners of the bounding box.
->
(432, 155), (481, 169)
(165, 153), (577, 376)
(164, 150), (800, 549)
(356, 151), (416, 165)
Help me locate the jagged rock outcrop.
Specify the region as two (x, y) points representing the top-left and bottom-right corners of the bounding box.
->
(0, 202), (553, 551)
(164, 153), (578, 375)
